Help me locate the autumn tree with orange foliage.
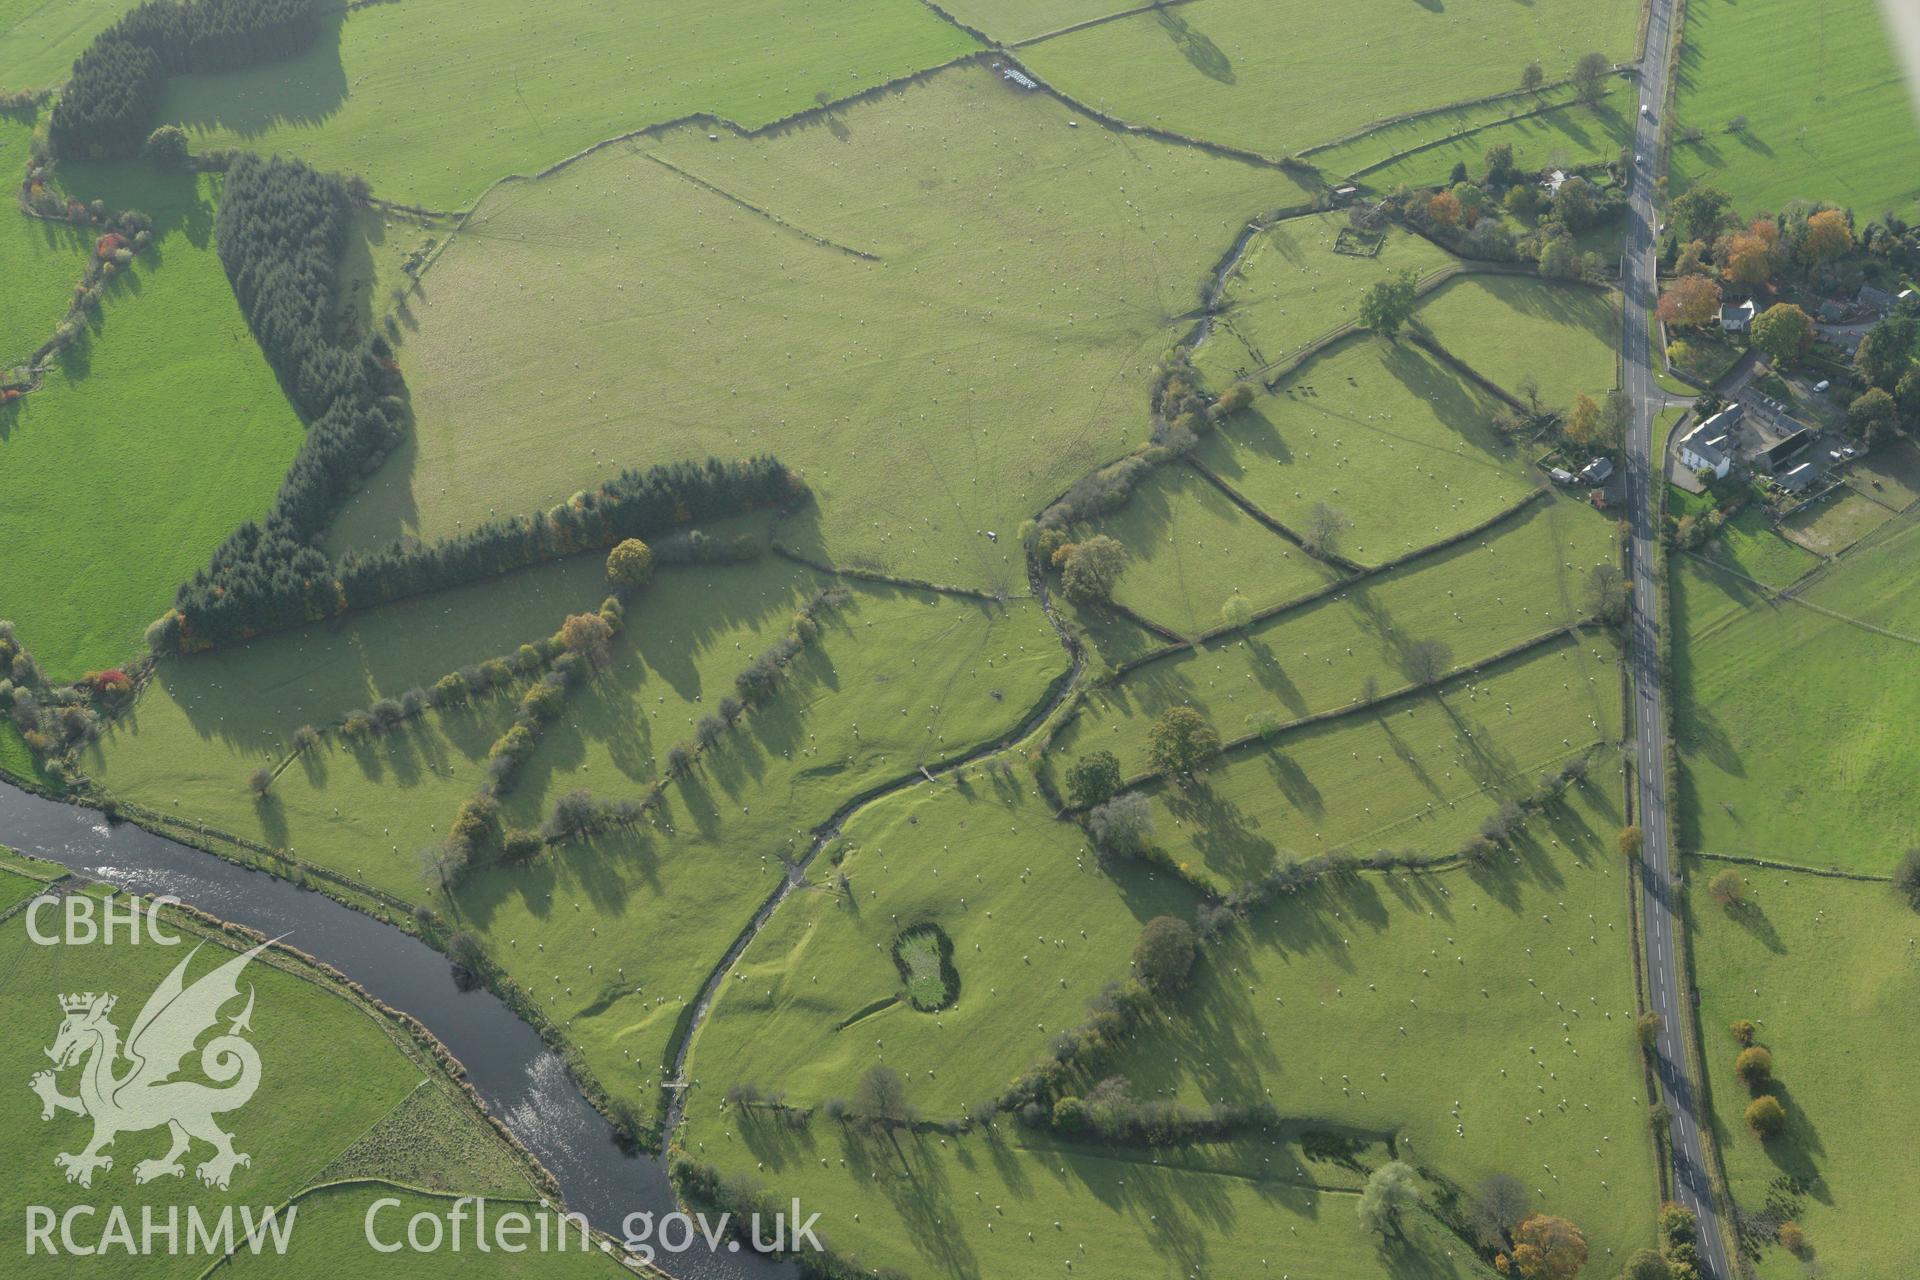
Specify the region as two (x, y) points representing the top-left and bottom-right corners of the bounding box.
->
(1722, 219), (1780, 287)
(1658, 274), (1723, 328)
(1429, 189), (1462, 229)
(1508, 1214), (1589, 1279)
(1802, 208), (1853, 265)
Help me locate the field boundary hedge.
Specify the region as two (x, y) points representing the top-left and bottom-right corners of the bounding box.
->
(1688, 850), (1892, 884)
(1097, 485), (1548, 684)
(1091, 621), (1606, 798)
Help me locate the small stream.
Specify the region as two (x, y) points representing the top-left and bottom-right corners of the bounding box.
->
(0, 780), (796, 1280)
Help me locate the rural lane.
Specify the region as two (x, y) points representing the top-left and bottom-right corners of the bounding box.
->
(1621, 1), (1735, 1276)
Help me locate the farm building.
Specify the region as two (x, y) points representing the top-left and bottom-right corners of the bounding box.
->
(1754, 427), (1814, 474)
(1718, 299), (1755, 332)
(1001, 67), (1037, 90)
(1678, 417), (1733, 479)
(1777, 461), (1817, 493)
(1856, 284), (1895, 314)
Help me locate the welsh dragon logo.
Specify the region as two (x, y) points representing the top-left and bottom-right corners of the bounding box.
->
(30, 940), (269, 1190)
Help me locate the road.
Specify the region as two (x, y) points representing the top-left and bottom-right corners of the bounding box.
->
(1621, 1), (1736, 1275)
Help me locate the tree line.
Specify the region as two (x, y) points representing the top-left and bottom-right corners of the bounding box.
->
(48, 0), (321, 158)
(156, 154), (803, 651)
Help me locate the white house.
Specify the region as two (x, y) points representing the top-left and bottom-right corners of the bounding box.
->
(1677, 419), (1732, 480)
(1719, 299), (1756, 333)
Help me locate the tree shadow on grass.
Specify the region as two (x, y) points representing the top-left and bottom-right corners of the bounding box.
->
(1720, 895), (1786, 954)
(159, 8), (350, 142)
(1155, 9), (1234, 84)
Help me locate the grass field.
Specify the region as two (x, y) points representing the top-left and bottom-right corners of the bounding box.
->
(1192, 211), (1458, 389)
(327, 66), (1311, 593)
(1671, 0), (1920, 217)
(88, 553), (618, 899)
(1058, 494), (1619, 775)
(1779, 489), (1898, 555)
(1112, 781), (1658, 1266)
(0, 0), (128, 90)
(448, 570), (1063, 1136)
(1085, 464), (1339, 637)
(1413, 276), (1618, 409)
(0, 115), (92, 366)
(937, 0), (1135, 45)
(1317, 84), (1638, 190)
(682, 1116), (1495, 1280)
(682, 780), (1198, 1121)
(1135, 634), (1621, 892)
(1194, 336), (1537, 568)
(1674, 512), (1920, 874)
(1, 720), (57, 788)
(0, 164), (305, 682)
(1686, 862), (1920, 1279)
(160, 0), (979, 212)
(1017, 0), (1642, 159)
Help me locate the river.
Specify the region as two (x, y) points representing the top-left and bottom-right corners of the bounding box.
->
(0, 779), (796, 1280)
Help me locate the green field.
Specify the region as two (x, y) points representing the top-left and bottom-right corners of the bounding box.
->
(1780, 489), (1898, 555)
(1136, 634), (1621, 891)
(681, 1116), (1494, 1280)
(1, 720), (58, 788)
(1686, 863), (1920, 1279)
(1112, 782), (1658, 1265)
(0, 0), (129, 90)
(1194, 336), (1536, 567)
(1086, 463), (1339, 636)
(160, 0), (979, 212)
(1192, 210), (1459, 389)
(1675, 512), (1920, 874)
(1018, 0), (1642, 158)
(88, 552), (618, 898)
(448, 567), (1063, 1136)
(937, 0), (1134, 45)
(1058, 494), (1619, 775)
(326, 66), (1310, 592)
(0, 165), (305, 682)
(1671, 0), (1920, 217)
(1414, 275), (1618, 408)
(1314, 83), (1637, 189)
(0, 115), (92, 366)
(0, 880), (560, 1278)
(684, 780), (1196, 1121)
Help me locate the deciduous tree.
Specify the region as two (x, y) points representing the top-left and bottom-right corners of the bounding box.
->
(1132, 916), (1197, 994)
(1802, 208), (1853, 264)
(1658, 274), (1722, 329)
(1745, 1094), (1786, 1138)
(1058, 535), (1129, 604)
(1735, 1045), (1774, 1091)
(606, 537), (655, 587)
(1511, 1214), (1588, 1279)
(1571, 52), (1611, 104)
(1147, 707), (1220, 778)
(1749, 303), (1812, 366)
(1357, 1161), (1423, 1241)
(1089, 792), (1155, 858)
(1066, 751), (1124, 809)
(1359, 269), (1420, 338)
